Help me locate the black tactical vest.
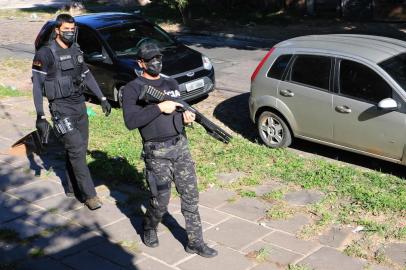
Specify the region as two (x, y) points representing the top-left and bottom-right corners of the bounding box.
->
(43, 40), (86, 101)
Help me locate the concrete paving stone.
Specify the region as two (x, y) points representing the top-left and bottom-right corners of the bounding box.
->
(218, 197), (271, 221)
(23, 210), (71, 228)
(0, 242), (31, 263)
(62, 251), (124, 270)
(99, 217), (142, 243)
(284, 190), (324, 206)
(135, 258), (176, 270)
(249, 181), (284, 197)
(198, 188), (236, 208)
(265, 214), (311, 234)
(167, 196), (181, 213)
(0, 138), (11, 151)
(178, 245), (254, 270)
(18, 257), (73, 270)
(89, 241), (146, 267)
(30, 225), (107, 259)
(204, 217), (272, 250)
(32, 193), (83, 213)
(64, 200), (127, 229)
(198, 205), (230, 225)
(242, 240), (303, 267)
(216, 171), (246, 185)
(0, 166), (35, 191)
(140, 231), (190, 265)
(7, 179), (65, 202)
(249, 262), (283, 270)
(0, 218), (45, 239)
(263, 231), (320, 255)
(319, 226), (355, 248)
(299, 247), (365, 270)
(0, 118), (31, 142)
(0, 195), (41, 223)
(384, 243), (406, 265)
(367, 264), (395, 270)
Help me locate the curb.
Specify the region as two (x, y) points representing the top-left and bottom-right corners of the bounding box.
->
(172, 29), (279, 45)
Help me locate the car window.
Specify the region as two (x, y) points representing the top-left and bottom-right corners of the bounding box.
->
(100, 23), (176, 56)
(290, 55), (331, 90)
(379, 53), (406, 92)
(339, 59), (392, 104)
(267, 54), (292, 80)
(77, 27), (102, 56)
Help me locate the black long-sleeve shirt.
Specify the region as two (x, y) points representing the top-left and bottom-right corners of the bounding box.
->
(122, 76), (184, 142)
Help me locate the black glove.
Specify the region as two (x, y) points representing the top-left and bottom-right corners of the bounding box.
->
(100, 99), (111, 117)
(36, 115), (50, 144)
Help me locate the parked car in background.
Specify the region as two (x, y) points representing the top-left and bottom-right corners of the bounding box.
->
(35, 12), (215, 105)
(249, 34), (406, 165)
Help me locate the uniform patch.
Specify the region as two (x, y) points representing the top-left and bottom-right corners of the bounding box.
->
(32, 60), (42, 67)
(77, 55), (84, 63)
(60, 55), (72, 61)
(164, 89), (181, 98)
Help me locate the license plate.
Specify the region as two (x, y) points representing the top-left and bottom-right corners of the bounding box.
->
(185, 79), (204, 92)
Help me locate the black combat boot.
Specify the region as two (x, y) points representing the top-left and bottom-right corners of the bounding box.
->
(143, 229), (159, 248)
(185, 243), (218, 258)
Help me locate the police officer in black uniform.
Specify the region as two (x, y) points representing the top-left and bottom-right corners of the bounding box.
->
(122, 41), (218, 258)
(32, 14), (111, 210)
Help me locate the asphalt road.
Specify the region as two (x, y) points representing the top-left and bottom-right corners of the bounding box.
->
(0, 33), (275, 94)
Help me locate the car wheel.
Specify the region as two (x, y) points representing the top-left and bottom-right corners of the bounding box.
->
(257, 111), (292, 148)
(117, 86), (124, 108)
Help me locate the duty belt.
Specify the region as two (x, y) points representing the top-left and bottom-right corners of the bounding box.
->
(144, 134), (183, 151)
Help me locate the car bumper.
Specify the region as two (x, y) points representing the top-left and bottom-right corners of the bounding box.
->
(248, 94), (256, 123)
(178, 70), (215, 102)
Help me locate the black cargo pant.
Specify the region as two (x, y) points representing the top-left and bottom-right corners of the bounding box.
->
(143, 135), (203, 246)
(50, 101), (96, 201)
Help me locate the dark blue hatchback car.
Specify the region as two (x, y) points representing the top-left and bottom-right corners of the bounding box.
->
(35, 12), (215, 105)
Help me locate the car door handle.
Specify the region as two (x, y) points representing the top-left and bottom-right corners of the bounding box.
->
(335, 105), (352, 113)
(280, 89), (294, 97)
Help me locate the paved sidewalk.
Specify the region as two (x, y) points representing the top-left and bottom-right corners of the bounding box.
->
(0, 96), (399, 270)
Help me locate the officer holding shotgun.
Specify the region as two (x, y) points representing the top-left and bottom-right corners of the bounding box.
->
(122, 40), (218, 258)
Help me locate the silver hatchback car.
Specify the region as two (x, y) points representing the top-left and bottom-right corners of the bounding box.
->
(249, 34), (406, 165)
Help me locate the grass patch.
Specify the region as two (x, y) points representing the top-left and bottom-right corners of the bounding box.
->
(246, 247), (270, 263)
(238, 189), (256, 198)
(0, 85), (27, 98)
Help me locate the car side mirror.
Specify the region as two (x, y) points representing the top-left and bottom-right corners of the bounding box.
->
(86, 53), (107, 63)
(377, 98), (398, 110)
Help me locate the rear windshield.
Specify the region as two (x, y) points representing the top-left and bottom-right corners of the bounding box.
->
(100, 23), (176, 56)
(379, 53), (406, 91)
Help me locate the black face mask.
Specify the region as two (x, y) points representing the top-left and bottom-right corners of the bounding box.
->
(144, 57), (162, 77)
(60, 30), (75, 45)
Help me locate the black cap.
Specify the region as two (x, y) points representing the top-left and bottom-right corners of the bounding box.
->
(137, 41), (162, 60)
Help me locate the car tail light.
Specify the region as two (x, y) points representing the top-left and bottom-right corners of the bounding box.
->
(251, 47), (275, 82)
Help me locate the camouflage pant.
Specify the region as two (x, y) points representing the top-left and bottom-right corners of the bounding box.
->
(143, 135), (203, 246)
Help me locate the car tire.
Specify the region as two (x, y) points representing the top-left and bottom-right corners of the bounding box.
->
(257, 111), (292, 148)
(116, 86), (124, 108)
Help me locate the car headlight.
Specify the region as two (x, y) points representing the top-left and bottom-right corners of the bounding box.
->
(202, 55), (213, 70)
